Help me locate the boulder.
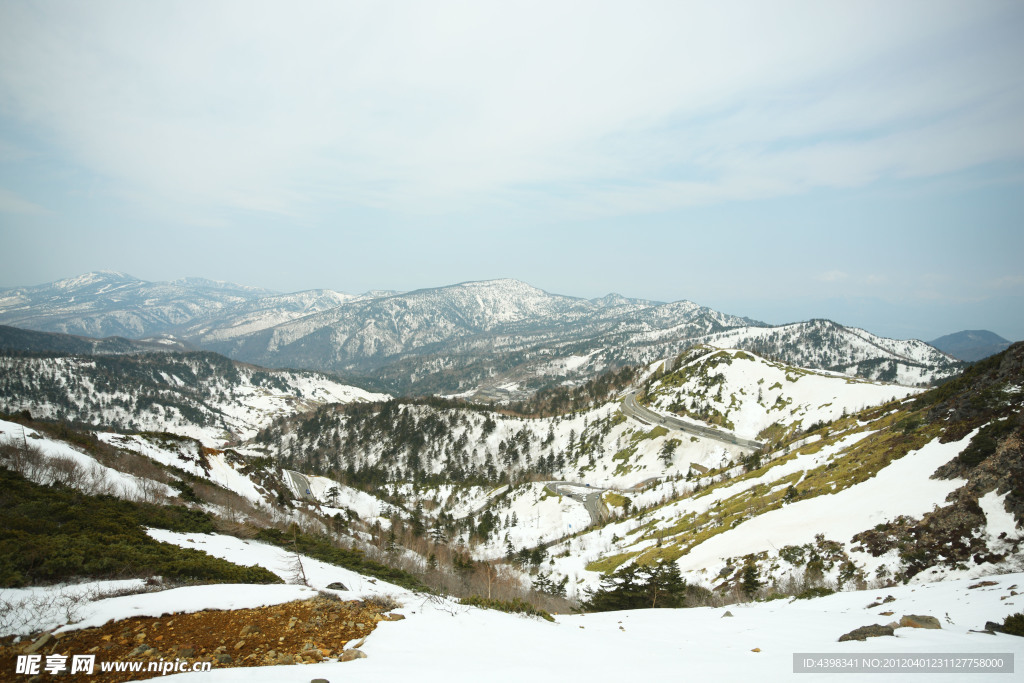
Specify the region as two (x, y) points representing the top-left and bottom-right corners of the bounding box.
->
(340, 649), (367, 662)
(327, 582), (347, 590)
(23, 633), (54, 654)
(899, 615), (941, 629)
(838, 624), (895, 642)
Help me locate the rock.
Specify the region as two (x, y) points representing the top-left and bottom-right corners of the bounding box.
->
(384, 613), (406, 621)
(311, 679), (331, 683)
(129, 645), (152, 656)
(879, 611), (894, 616)
(969, 581), (999, 589)
(722, 611), (734, 618)
(23, 633), (54, 654)
(177, 647), (195, 658)
(751, 648), (761, 653)
(215, 653), (233, 665)
(240, 625), (260, 637)
(900, 615), (941, 629)
(234, 640), (246, 650)
(350, 637), (366, 650)
(340, 649), (367, 662)
(327, 582), (347, 590)
(838, 624), (896, 642)
(278, 654), (295, 665)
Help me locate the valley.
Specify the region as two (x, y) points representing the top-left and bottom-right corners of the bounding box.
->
(0, 273), (1020, 681)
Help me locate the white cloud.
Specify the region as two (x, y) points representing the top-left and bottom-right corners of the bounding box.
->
(0, 0), (1021, 217)
(0, 187), (46, 214)
(817, 270), (848, 283)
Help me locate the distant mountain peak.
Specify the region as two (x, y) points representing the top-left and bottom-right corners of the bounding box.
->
(930, 329), (1012, 362)
(52, 270), (139, 289)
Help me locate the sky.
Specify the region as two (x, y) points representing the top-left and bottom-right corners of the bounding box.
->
(0, 0), (1022, 342)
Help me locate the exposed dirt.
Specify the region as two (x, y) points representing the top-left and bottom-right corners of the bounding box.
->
(0, 595), (404, 682)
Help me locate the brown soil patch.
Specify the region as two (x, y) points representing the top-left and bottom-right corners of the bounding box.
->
(0, 595), (403, 682)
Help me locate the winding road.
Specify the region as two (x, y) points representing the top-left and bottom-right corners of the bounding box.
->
(284, 469), (317, 502)
(621, 391), (764, 450)
(546, 481), (610, 526)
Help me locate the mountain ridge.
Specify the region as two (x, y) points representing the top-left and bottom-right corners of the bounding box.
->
(0, 272), (962, 396)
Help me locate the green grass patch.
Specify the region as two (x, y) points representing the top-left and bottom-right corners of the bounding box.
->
(603, 492), (630, 508)
(585, 552), (638, 574)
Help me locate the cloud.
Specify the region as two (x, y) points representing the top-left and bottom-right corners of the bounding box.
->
(0, 0), (1021, 217)
(816, 270), (849, 283)
(0, 187), (46, 214)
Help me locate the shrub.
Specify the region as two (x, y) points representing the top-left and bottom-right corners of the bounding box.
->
(0, 466), (278, 587)
(460, 595), (554, 622)
(794, 586), (835, 600)
(1003, 612), (1024, 637)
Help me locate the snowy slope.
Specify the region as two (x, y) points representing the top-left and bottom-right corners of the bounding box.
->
(0, 351), (388, 446)
(645, 346), (920, 441)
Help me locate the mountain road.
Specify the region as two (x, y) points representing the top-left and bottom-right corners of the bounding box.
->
(621, 391), (764, 451)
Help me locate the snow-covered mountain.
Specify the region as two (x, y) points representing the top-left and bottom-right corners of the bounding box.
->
(0, 272), (962, 396)
(203, 279), (759, 394)
(0, 271), (276, 339)
(691, 319), (961, 386)
(0, 350), (387, 445)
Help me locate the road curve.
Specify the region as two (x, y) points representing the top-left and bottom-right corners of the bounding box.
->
(546, 481), (609, 526)
(284, 469), (317, 502)
(621, 391), (764, 451)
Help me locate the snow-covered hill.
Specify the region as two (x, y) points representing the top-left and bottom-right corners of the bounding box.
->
(693, 319), (961, 386)
(542, 343), (1024, 597)
(0, 351), (387, 445)
(644, 346), (921, 443)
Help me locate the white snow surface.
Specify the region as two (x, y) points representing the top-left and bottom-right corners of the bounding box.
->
(152, 572), (1024, 683)
(675, 432), (972, 577)
(145, 530), (414, 598)
(55, 584), (318, 634)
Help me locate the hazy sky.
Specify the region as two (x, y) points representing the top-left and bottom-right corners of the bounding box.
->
(1, 1), (1022, 341)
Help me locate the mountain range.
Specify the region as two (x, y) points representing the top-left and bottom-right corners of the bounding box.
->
(0, 271), (966, 396)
